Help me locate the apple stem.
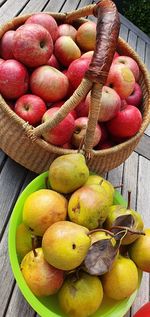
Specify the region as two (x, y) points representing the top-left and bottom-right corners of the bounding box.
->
(114, 183), (124, 189)
(31, 236), (37, 257)
(110, 225), (145, 236)
(87, 228), (114, 237)
(127, 190), (131, 209)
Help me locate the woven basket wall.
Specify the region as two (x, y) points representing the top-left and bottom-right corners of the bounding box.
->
(0, 2), (150, 174)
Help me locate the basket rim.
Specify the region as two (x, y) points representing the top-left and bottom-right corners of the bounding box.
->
(0, 12), (150, 158)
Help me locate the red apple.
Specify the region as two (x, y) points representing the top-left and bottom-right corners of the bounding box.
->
(54, 36), (81, 67)
(106, 105), (142, 138)
(47, 54), (60, 69)
(5, 99), (15, 110)
(51, 101), (77, 119)
(30, 66), (69, 102)
(58, 24), (77, 40)
(126, 82), (142, 107)
(113, 51), (120, 60)
(13, 24), (53, 67)
(67, 58), (91, 89)
(121, 99), (128, 110)
(62, 69), (75, 97)
(71, 117), (101, 148)
(42, 107), (75, 146)
(85, 86), (121, 122)
(76, 21), (96, 51)
(97, 140), (114, 150)
(98, 123), (109, 144)
(81, 51), (94, 60)
(62, 142), (72, 149)
(0, 58), (4, 65)
(75, 100), (89, 117)
(0, 30), (15, 59)
(106, 64), (135, 99)
(25, 13), (58, 42)
(14, 94), (47, 125)
(113, 55), (140, 81)
(0, 59), (29, 99)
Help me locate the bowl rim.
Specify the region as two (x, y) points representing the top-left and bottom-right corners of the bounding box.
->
(8, 171), (142, 317)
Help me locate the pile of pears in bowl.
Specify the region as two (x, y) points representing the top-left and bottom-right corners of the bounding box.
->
(8, 153), (150, 317)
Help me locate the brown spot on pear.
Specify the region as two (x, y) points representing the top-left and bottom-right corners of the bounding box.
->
(42, 221), (91, 270)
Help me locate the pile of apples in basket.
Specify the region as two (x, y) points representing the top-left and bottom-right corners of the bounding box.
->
(16, 153), (150, 317)
(0, 12), (143, 150)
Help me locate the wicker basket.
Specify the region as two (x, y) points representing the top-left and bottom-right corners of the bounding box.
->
(0, 1), (150, 174)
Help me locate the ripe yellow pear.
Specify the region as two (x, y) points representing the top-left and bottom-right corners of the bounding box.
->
(49, 153), (89, 194)
(20, 248), (64, 297)
(68, 185), (111, 229)
(58, 272), (103, 317)
(23, 189), (68, 236)
(101, 255), (138, 300)
(85, 174), (114, 204)
(129, 228), (150, 272)
(42, 221), (91, 270)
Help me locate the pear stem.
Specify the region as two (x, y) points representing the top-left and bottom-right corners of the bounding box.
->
(87, 228), (114, 237)
(110, 225), (145, 236)
(31, 236), (38, 257)
(127, 191), (131, 209)
(114, 183), (124, 189)
(99, 179), (103, 186)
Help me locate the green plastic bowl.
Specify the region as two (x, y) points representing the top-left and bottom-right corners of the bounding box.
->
(8, 172), (142, 317)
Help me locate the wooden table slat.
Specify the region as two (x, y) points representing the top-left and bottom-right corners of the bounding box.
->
(135, 134), (150, 160)
(122, 152), (139, 209)
(0, 159), (27, 239)
(5, 284), (36, 317)
(0, 225), (15, 317)
(0, 1), (150, 317)
(119, 23), (129, 41)
(41, 0), (66, 13)
(0, 0), (29, 23)
(19, 0), (51, 15)
(136, 37), (146, 61)
(0, 150), (6, 170)
(127, 30), (137, 50)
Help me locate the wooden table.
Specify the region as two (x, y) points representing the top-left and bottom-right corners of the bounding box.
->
(0, 1), (150, 316)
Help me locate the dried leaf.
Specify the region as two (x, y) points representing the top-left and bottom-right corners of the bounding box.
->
(112, 214), (135, 229)
(84, 239), (118, 276)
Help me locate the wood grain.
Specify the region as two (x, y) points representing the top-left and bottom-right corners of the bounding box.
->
(0, 158), (27, 239)
(0, 0), (29, 23)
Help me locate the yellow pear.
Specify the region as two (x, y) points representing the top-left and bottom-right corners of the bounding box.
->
(23, 189), (68, 236)
(49, 153), (89, 194)
(101, 255), (138, 300)
(42, 221), (91, 270)
(21, 248), (64, 297)
(58, 272), (103, 317)
(129, 228), (150, 272)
